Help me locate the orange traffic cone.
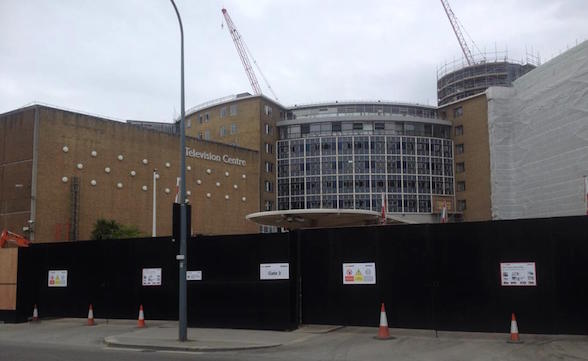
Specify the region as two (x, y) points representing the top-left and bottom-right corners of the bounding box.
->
(31, 304), (39, 322)
(87, 304), (96, 326)
(508, 313), (522, 343)
(137, 304), (146, 328)
(375, 303), (393, 340)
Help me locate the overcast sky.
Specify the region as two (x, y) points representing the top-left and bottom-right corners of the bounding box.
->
(1, 0), (586, 121)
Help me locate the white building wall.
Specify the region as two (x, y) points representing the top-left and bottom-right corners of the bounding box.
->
(487, 41), (588, 219)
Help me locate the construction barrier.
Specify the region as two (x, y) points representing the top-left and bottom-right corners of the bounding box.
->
(5, 216), (588, 334)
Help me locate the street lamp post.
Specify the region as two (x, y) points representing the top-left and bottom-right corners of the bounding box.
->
(169, 0), (188, 342)
(152, 169), (158, 237)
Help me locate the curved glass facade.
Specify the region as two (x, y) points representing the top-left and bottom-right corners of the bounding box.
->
(277, 102), (454, 215)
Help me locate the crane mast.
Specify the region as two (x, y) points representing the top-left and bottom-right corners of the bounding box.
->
(221, 8), (262, 95)
(440, 0), (475, 66)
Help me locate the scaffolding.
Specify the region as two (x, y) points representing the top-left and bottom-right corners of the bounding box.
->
(437, 51), (540, 106)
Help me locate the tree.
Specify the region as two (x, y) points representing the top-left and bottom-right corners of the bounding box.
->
(91, 219), (143, 240)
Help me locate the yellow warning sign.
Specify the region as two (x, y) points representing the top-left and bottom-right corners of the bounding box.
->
(355, 269), (364, 282)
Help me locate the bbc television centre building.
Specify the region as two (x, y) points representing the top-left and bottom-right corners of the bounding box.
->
(273, 102), (455, 224)
(186, 97), (457, 228)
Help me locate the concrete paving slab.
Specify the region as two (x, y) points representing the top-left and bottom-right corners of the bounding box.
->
(103, 322), (318, 352)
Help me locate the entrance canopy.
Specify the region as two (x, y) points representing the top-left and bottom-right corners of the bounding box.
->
(246, 209), (419, 230)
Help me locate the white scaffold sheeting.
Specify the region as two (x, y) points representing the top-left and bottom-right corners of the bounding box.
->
(487, 40), (588, 220)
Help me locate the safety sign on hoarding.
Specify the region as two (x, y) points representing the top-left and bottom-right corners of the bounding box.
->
(48, 270), (68, 287)
(260, 263), (289, 280)
(343, 263), (376, 284)
(186, 270), (202, 281)
(500, 262), (537, 286)
(142, 268), (162, 286)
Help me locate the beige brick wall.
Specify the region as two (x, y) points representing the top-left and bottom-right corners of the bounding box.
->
(442, 94), (492, 221)
(0, 108), (34, 234)
(186, 98), (262, 151)
(32, 106), (260, 242)
(259, 101), (280, 212)
(188, 96), (283, 214)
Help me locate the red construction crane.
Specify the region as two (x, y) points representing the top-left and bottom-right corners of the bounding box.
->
(440, 0), (475, 66)
(221, 8), (279, 101)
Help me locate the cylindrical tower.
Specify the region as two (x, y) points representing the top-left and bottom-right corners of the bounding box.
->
(276, 101), (455, 223)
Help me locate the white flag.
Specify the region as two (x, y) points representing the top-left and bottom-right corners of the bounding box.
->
(174, 177), (180, 203)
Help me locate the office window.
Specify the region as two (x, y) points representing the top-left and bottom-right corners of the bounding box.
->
(264, 200), (273, 211)
(306, 157), (320, 175)
(338, 175), (353, 193)
(265, 143), (273, 154)
(230, 104), (237, 116)
(265, 123), (273, 135)
(454, 106), (463, 118)
(332, 122), (342, 132)
(220, 106), (227, 118)
(454, 125), (463, 136)
(323, 176), (338, 194)
(265, 161), (274, 173)
(353, 122), (363, 130)
(204, 130), (210, 140)
(264, 180), (273, 192)
(455, 143), (464, 154)
(457, 181), (466, 192)
(278, 160), (289, 177)
(278, 197), (289, 210)
(264, 105), (273, 116)
(322, 195), (337, 209)
(220, 126), (226, 137)
(417, 176), (430, 193)
(307, 139), (321, 157)
(306, 178), (320, 195)
(278, 178), (289, 195)
(230, 123), (237, 134)
(456, 162), (465, 173)
(291, 179), (304, 196)
(457, 199), (467, 211)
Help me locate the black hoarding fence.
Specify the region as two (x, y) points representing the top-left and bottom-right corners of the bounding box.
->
(187, 232), (297, 330)
(298, 216), (588, 335)
(8, 216), (588, 334)
(15, 232), (297, 330)
(16, 237), (179, 322)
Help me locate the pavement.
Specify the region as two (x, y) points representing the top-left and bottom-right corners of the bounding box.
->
(2, 318), (588, 360)
(103, 322), (341, 352)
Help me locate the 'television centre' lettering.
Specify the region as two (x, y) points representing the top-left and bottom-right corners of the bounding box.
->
(185, 147), (246, 167)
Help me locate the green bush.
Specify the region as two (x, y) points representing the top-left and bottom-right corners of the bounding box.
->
(91, 219), (143, 240)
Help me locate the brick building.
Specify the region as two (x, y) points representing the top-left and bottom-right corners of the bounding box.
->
(0, 104), (261, 244)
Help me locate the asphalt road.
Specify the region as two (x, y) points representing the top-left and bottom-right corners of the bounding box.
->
(1, 320), (588, 361)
